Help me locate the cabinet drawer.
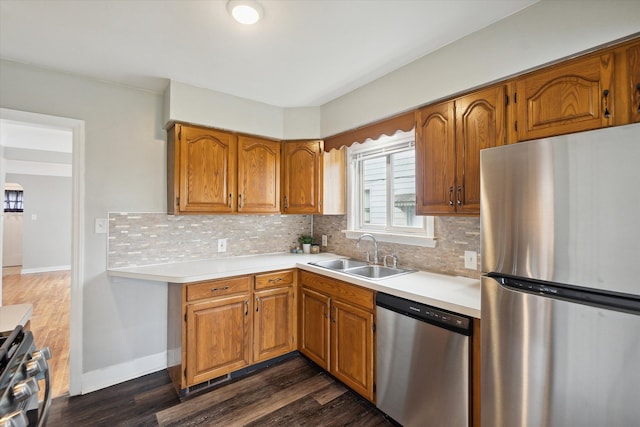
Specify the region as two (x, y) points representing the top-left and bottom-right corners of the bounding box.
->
(186, 276), (251, 302)
(300, 271), (374, 311)
(255, 270), (294, 289)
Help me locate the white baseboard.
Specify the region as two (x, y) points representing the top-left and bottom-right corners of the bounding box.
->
(21, 265), (71, 274)
(81, 351), (167, 394)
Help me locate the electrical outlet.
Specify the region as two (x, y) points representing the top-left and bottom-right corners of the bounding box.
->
(218, 238), (227, 253)
(464, 250), (477, 270)
(95, 218), (108, 234)
(321, 235), (328, 246)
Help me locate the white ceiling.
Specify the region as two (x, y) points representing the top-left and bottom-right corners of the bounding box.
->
(0, 0), (538, 108)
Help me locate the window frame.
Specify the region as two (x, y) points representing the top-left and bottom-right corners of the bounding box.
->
(345, 130), (436, 248)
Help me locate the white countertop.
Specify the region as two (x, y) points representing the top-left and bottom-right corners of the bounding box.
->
(0, 303), (33, 334)
(108, 252), (481, 318)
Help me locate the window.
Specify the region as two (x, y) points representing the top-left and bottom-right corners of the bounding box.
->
(4, 189), (24, 212)
(346, 130), (435, 247)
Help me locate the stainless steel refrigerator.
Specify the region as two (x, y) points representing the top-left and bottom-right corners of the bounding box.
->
(480, 123), (640, 427)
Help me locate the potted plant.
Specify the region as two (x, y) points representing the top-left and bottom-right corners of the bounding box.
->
(298, 235), (313, 253)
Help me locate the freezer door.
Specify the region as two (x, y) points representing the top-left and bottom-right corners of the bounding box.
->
(481, 276), (640, 427)
(480, 123), (640, 296)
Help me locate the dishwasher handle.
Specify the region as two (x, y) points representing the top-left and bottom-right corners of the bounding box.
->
(376, 292), (472, 336)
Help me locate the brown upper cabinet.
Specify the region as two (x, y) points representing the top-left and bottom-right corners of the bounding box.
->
(237, 135), (281, 213)
(281, 140), (322, 214)
(614, 38), (640, 125)
(281, 140), (346, 215)
(168, 123), (280, 215)
(416, 85), (507, 216)
(514, 53), (614, 141)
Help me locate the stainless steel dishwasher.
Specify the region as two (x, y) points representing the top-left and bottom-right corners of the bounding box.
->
(376, 292), (472, 427)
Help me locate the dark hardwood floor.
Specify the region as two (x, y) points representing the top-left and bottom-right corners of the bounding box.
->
(48, 355), (393, 426)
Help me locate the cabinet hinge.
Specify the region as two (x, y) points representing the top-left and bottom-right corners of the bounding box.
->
(373, 383), (376, 393)
(178, 128), (182, 140)
(184, 313), (187, 322)
(505, 94), (509, 106)
(176, 197), (180, 207)
(515, 120), (518, 132)
(184, 368), (187, 378)
(372, 322), (376, 333)
(514, 92), (517, 103)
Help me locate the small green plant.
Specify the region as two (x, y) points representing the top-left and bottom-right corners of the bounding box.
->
(298, 235), (313, 245)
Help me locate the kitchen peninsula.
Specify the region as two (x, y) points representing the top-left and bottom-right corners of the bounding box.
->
(107, 252), (480, 316)
(108, 252), (480, 402)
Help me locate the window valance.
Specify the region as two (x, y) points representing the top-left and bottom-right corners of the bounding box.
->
(323, 111), (415, 152)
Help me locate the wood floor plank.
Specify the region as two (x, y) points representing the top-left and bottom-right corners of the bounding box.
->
(310, 381), (348, 405)
(160, 373), (333, 427)
(158, 357), (319, 425)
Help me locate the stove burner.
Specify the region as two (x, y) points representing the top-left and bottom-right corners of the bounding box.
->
(0, 325), (51, 427)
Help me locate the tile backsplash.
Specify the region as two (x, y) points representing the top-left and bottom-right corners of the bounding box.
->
(107, 212), (481, 279)
(108, 213), (311, 268)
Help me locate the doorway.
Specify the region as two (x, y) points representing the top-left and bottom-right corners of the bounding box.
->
(2, 182), (24, 268)
(0, 108), (85, 396)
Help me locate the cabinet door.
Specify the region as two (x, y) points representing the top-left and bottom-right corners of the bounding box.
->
(178, 125), (237, 213)
(253, 287), (294, 363)
(299, 287), (330, 370)
(331, 299), (374, 401)
(516, 53), (614, 141)
(186, 293), (250, 386)
(455, 85), (507, 214)
(415, 102), (456, 215)
(622, 41), (640, 124)
(237, 136), (280, 213)
(282, 141), (322, 214)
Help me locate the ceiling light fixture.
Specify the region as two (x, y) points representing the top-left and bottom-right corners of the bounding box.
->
(227, 0), (264, 25)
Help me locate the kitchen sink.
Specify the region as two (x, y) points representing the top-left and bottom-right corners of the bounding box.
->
(345, 265), (416, 280)
(308, 259), (416, 280)
(308, 258), (369, 270)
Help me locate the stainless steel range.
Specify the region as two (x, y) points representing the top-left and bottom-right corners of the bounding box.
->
(0, 325), (51, 427)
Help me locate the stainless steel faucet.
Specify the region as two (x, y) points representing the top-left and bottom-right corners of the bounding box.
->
(383, 254), (398, 269)
(356, 233), (379, 265)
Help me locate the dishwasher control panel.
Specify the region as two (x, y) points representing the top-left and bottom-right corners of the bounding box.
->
(376, 292), (471, 335)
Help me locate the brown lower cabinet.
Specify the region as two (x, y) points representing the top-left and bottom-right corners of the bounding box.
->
(167, 270), (296, 396)
(167, 267), (475, 423)
(299, 271), (375, 402)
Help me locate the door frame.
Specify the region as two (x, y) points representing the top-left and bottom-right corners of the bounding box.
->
(0, 107), (85, 396)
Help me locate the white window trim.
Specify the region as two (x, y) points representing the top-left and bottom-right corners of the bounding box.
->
(344, 130), (436, 248)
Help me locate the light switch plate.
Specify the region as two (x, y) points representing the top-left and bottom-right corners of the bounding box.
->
(95, 218), (108, 234)
(464, 250), (477, 270)
(218, 238), (227, 253)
